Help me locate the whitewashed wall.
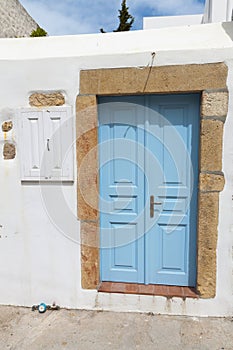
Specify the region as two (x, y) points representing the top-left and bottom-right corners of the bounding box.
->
(0, 22), (233, 316)
(203, 0), (233, 23)
(143, 15), (203, 30)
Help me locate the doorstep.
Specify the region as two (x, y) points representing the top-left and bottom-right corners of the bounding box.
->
(98, 282), (199, 298)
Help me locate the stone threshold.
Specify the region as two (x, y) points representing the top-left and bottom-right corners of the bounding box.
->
(98, 282), (199, 299)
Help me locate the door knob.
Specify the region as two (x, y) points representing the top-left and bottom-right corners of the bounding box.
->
(150, 195), (162, 218)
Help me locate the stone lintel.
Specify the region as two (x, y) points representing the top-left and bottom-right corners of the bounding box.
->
(80, 63), (227, 95)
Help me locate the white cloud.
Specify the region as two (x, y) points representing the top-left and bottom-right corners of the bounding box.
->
(20, 0), (95, 35)
(20, 0), (205, 36)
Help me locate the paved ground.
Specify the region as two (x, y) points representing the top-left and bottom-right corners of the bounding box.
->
(0, 306), (232, 350)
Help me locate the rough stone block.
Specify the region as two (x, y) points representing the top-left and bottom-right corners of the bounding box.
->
(77, 128), (98, 221)
(76, 95), (98, 221)
(81, 244), (99, 289)
(197, 192), (219, 298)
(81, 221), (99, 248)
(196, 248), (216, 298)
(199, 172), (225, 192)
(3, 143), (16, 160)
(76, 95), (97, 112)
(2, 121), (13, 132)
(201, 90), (228, 118)
(198, 192), (219, 249)
(77, 127), (98, 164)
(200, 119), (223, 172)
(80, 221), (99, 290)
(76, 95), (97, 138)
(29, 92), (65, 107)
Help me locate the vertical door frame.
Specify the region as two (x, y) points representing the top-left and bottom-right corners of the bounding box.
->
(76, 63), (228, 298)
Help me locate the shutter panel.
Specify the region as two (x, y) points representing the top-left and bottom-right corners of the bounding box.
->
(19, 109), (45, 180)
(44, 107), (73, 181)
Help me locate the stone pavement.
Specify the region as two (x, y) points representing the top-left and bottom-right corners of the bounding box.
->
(0, 306), (232, 350)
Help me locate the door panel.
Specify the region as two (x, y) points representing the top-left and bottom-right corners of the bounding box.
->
(145, 95), (199, 286)
(99, 98), (145, 283)
(99, 94), (199, 286)
(160, 224), (187, 271)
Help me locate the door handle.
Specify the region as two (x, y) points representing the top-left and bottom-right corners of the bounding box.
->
(150, 195), (162, 218)
(47, 139), (50, 151)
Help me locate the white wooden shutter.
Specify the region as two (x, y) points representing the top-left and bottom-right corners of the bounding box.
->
(19, 109), (45, 180)
(18, 107), (74, 181)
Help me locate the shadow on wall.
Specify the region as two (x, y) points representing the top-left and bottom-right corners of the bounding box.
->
(222, 21), (233, 41)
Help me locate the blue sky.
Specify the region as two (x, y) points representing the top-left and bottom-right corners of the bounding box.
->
(20, 0), (206, 36)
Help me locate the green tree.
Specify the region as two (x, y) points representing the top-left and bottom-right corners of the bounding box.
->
(30, 27), (47, 37)
(100, 0), (134, 33)
(114, 0), (134, 32)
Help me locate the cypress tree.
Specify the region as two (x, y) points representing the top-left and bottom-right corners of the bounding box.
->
(100, 0), (134, 33)
(114, 0), (134, 32)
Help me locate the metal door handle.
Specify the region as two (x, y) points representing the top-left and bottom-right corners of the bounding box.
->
(150, 195), (162, 218)
(47, 139), (50, 151)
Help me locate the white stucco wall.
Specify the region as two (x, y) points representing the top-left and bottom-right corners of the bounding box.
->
(203, 0), (233, 23)
(0, 22), (233, 316)
(143, 15), (203, 30)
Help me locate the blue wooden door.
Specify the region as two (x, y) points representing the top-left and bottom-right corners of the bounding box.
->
(99, 94), (199, 286)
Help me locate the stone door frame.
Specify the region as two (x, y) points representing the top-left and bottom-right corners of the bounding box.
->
(76, 63), (228, 298)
